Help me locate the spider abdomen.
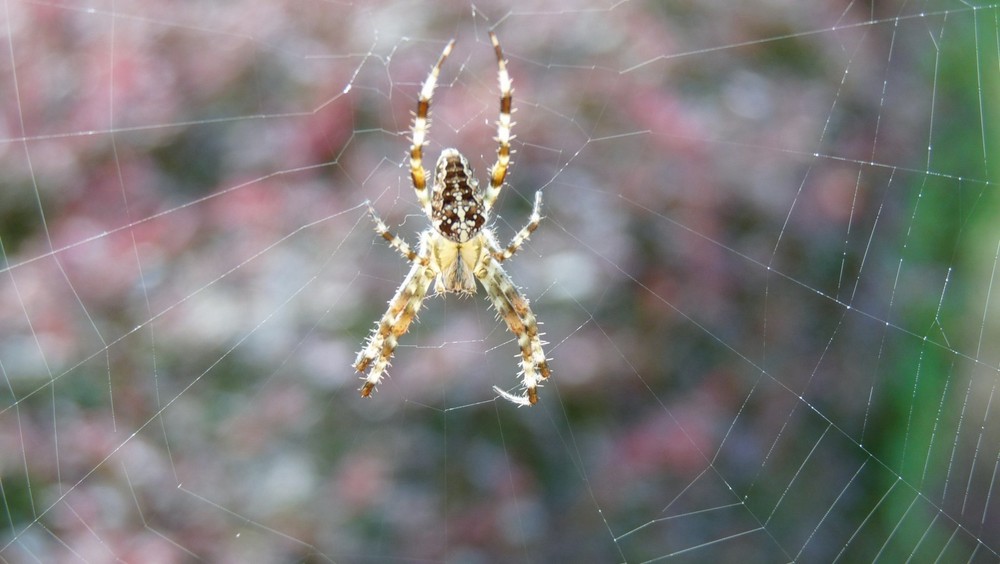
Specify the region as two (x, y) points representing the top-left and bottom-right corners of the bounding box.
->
(432, 149), (486, 242)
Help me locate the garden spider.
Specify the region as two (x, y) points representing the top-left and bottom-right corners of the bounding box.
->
(354, 32), (550, 406)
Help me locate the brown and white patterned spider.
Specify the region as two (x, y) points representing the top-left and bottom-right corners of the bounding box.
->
(354, 32), (550, 406)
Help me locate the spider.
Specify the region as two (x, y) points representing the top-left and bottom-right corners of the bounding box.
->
(354, 32), (550, 406)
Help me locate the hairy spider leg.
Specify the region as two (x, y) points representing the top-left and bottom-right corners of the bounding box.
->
(485, 31), (515, 211)
(478, 256), (550, 405)
(410, 39), (456, 216)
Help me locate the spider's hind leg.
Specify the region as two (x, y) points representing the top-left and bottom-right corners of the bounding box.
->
(485, 31), (515, 211)
(410, 39), (456, 215)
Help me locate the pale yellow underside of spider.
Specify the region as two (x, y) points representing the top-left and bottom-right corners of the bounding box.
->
(353, 32), (550, 406)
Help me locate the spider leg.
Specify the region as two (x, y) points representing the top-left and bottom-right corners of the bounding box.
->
(477, 255), (550, 406)
(355, 250), (434, 397)
(411, 39), (456, 216)
(366, 203), (424, 264)
(491, 190), (543, 263)
(484, 31), (515, 211)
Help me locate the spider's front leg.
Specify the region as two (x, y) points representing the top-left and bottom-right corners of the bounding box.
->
(355, 258), (433, 397)
(477, 255), (551, 406)
(355, 208), (434, 397)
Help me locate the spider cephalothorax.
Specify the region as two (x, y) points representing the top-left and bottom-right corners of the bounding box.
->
(354, 32), (550, 406)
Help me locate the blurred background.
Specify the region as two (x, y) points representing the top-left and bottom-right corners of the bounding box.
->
(1, 0), (998, 561)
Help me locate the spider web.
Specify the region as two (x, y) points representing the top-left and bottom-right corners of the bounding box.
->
(1, 0), (999, 561)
